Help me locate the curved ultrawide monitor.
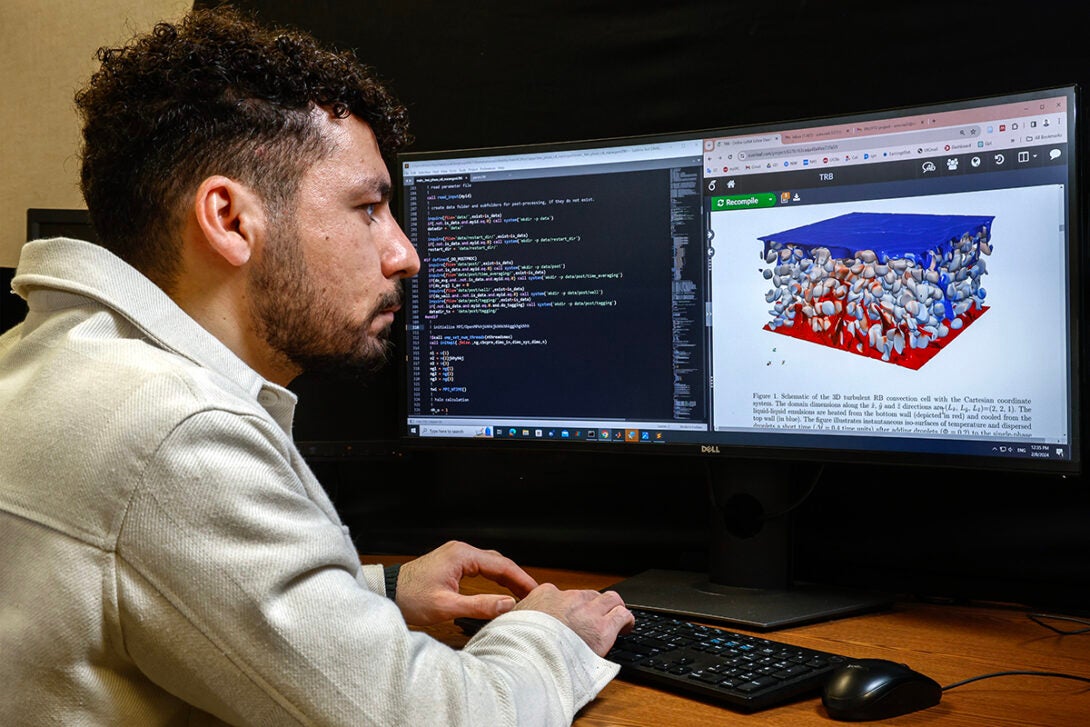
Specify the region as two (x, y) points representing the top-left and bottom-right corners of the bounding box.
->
(396, 85), (1081, 475)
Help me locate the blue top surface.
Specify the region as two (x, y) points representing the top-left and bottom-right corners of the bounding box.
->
(758, 212), (994, 260)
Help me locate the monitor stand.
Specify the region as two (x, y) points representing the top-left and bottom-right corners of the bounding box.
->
(607, 569), (893, 631)
(608, 458), (894, 631)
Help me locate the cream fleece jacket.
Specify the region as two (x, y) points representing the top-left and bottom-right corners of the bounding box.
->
(0, 237), (617, 726)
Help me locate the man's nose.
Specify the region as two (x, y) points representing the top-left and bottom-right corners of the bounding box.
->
(383, 221), (420, 279)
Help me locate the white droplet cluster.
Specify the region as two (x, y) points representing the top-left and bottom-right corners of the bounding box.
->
(761, 227), (992, 362)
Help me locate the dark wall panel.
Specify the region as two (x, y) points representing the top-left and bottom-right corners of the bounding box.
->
(200, 1), (1086, 153)
(191, 0), (1090, 613)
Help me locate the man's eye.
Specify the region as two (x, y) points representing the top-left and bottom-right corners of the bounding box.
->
(364, 204), (377, 218)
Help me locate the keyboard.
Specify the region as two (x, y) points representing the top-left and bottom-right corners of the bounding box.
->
(458, 608), (850, 712)
(606, 608), (849, 711)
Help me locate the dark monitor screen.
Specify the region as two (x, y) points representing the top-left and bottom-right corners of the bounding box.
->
(396, 86), (1082, 628)
(3, 209), (99, 334)
(398, 86), (1080, 476)
(25, 207), (96, 244)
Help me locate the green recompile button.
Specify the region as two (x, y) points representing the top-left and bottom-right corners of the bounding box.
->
(710, 193), (776, 210)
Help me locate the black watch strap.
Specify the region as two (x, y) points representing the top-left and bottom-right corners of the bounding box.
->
(383, 563), (402, 601)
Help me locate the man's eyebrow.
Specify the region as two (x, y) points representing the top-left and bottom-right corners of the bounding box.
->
(354, 177), (392, 200)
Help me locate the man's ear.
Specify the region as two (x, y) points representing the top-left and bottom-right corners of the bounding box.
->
(193, 175), (266, 267)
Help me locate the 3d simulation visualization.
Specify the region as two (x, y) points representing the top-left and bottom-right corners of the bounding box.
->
(758, 212), (995, 369)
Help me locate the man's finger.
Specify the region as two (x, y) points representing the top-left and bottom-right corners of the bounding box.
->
(468, 550), (539, 597)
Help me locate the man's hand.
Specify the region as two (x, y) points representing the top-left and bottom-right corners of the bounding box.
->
(513, 583), (634, 657)
(394, 540), (539, 626)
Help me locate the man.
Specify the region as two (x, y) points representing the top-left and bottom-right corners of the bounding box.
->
(0, 7), (632, 726)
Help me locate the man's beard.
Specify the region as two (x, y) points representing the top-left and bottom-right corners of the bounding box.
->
(248, 221), (400, 377)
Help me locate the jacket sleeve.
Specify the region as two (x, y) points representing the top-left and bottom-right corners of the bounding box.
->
(113, 407), (617, 726)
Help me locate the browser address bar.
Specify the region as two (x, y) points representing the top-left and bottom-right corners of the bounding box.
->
(737, 124), (983, 161)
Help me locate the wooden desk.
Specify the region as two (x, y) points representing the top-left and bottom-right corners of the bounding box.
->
(363, 556), (1090, 726)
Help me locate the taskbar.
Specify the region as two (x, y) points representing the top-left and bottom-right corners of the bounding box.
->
(404, 421), (1071, 463)
(408, 422), (670, 444)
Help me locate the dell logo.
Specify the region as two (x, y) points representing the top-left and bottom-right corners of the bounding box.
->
(701, 445), (721, 454)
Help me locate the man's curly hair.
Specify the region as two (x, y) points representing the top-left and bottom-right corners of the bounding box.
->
(75, 5), (411, 285)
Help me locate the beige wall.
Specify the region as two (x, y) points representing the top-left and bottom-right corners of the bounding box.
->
(0, 0), (192, 268)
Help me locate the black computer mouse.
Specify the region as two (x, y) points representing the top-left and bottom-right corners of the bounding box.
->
(822, 658), (942, 721)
